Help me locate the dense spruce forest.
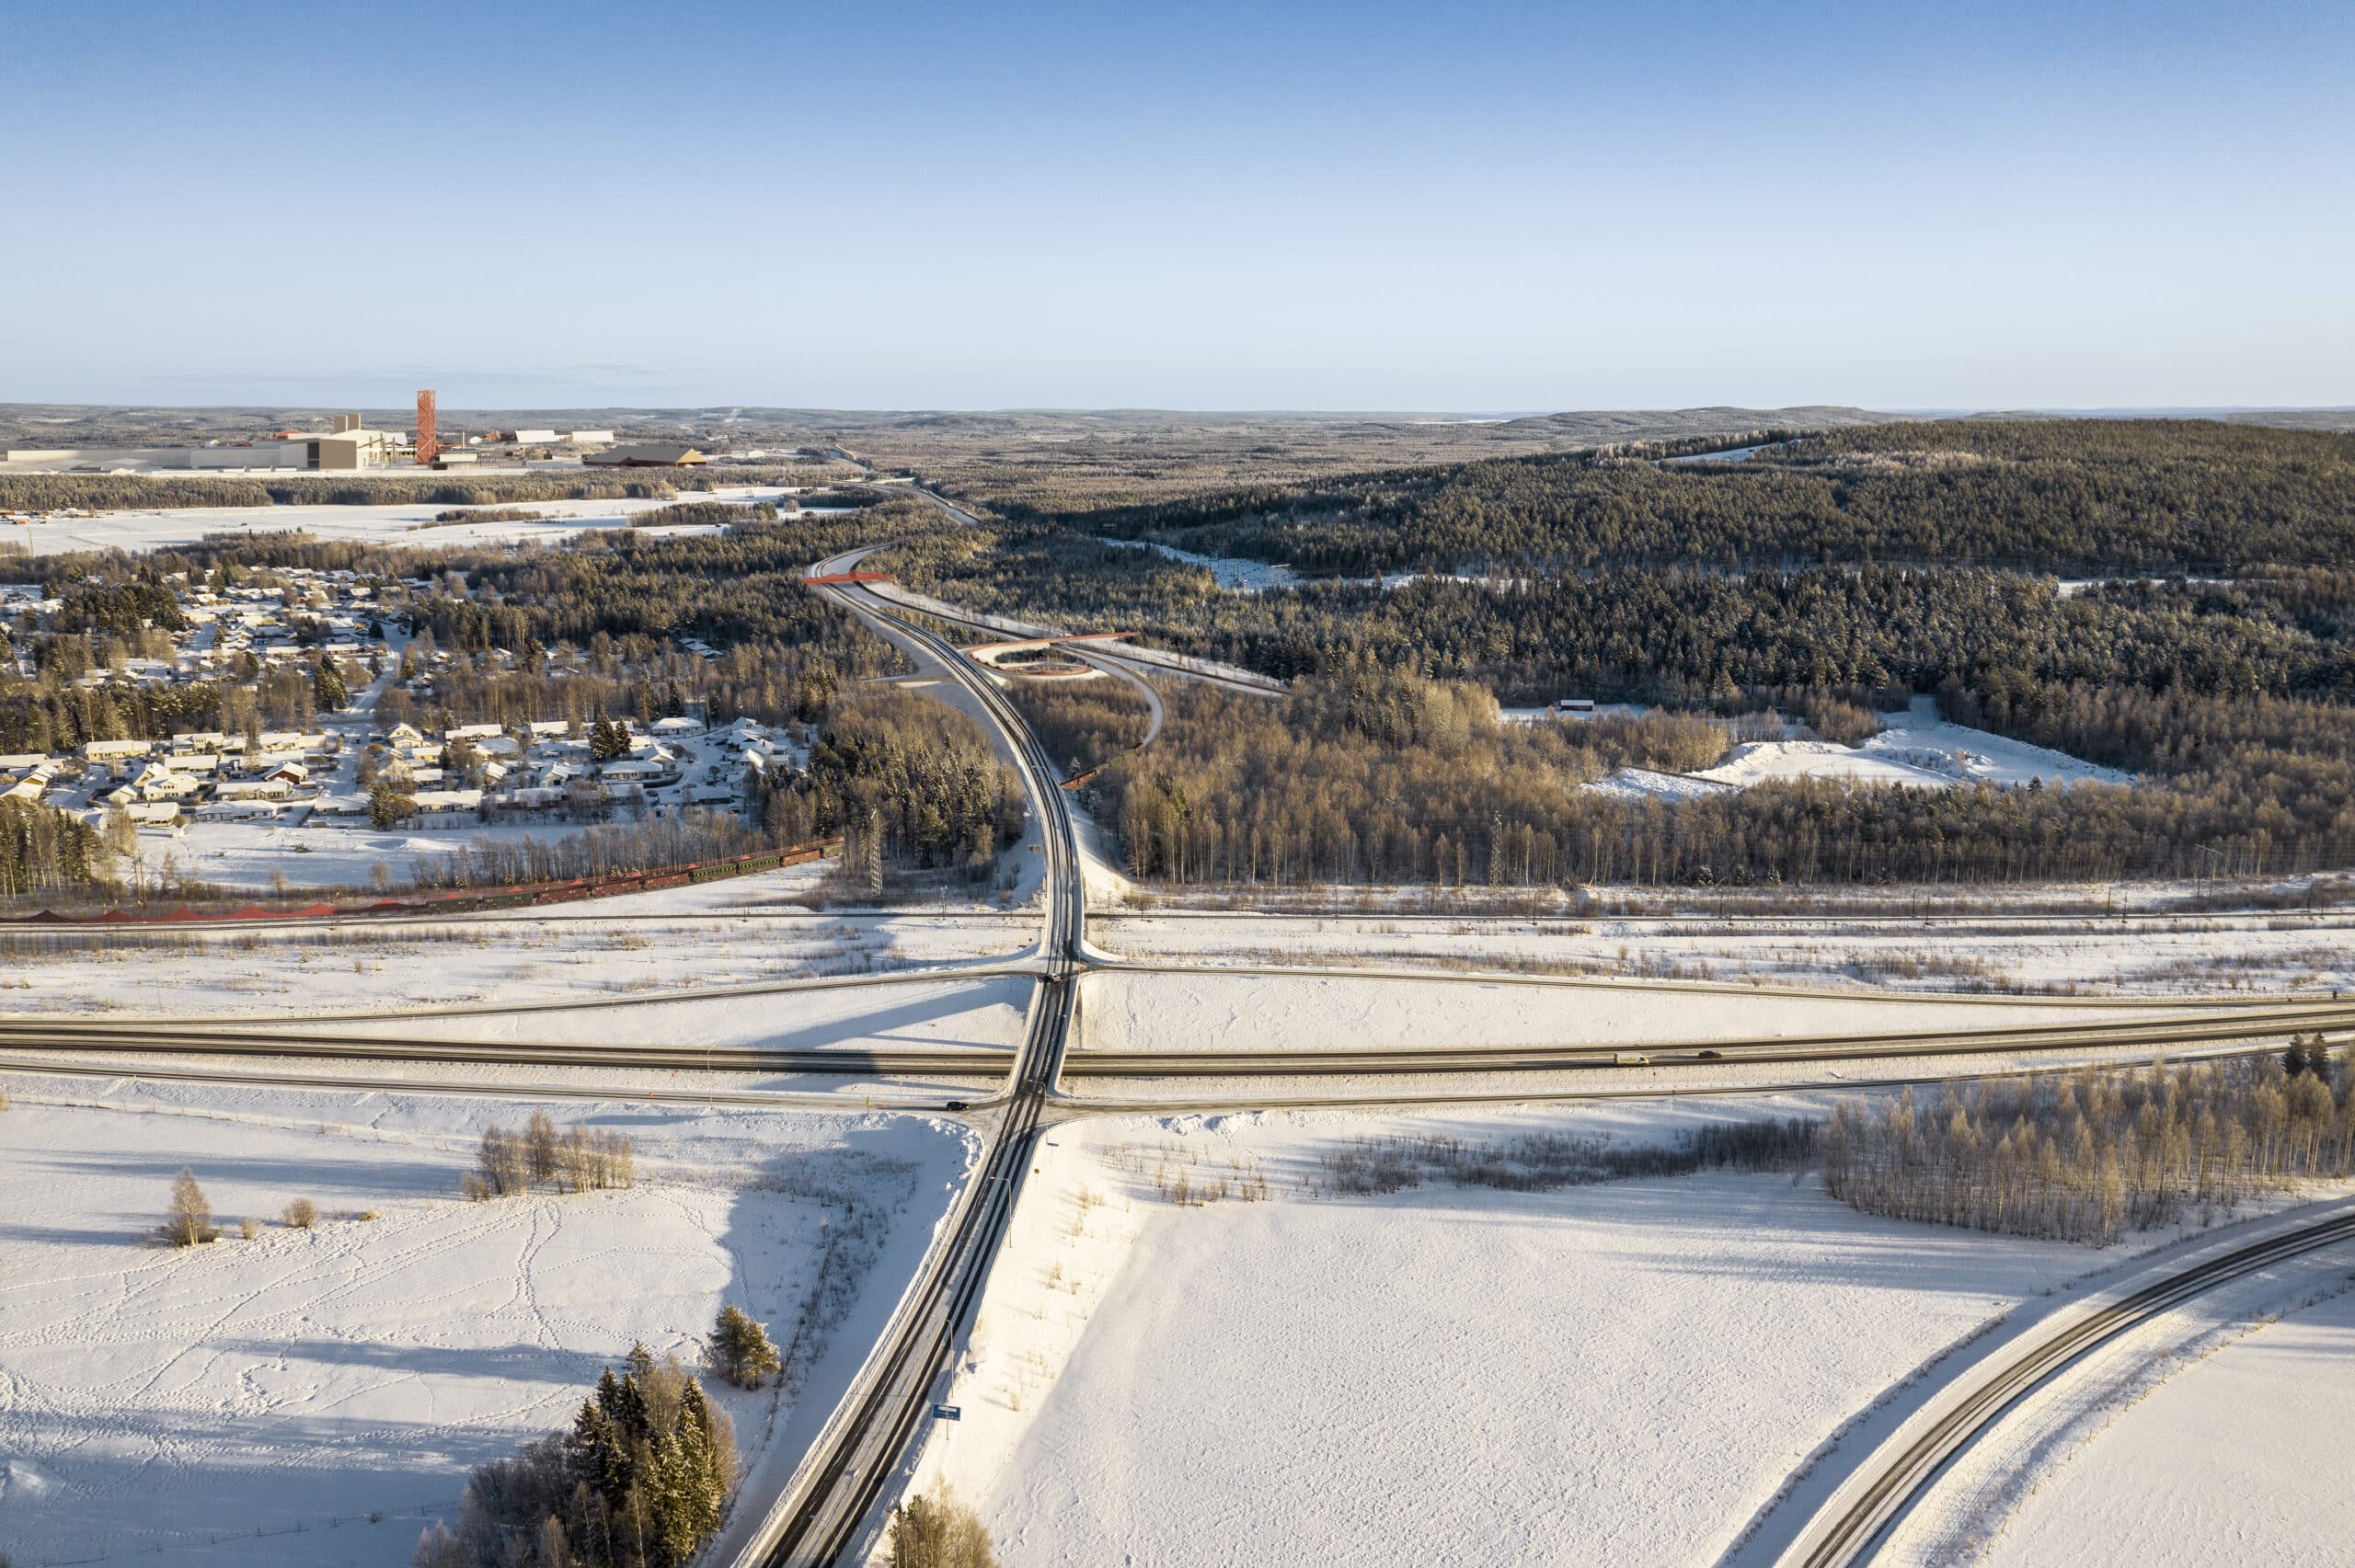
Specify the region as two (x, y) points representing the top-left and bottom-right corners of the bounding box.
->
(1040, 420), (2355, 577)
(877, 419), (2355, 889)
(1088, 670), (2353, 887)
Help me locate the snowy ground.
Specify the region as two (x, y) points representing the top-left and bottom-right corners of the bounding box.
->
(1098, 536), (1302, 591)
(1079, 968), (2192, 1060)
(0, 893), (1035, 1021)
(1093, 908), (2355, 998)
(12, 488), (827, 557)
(906, 1103), (2106, 1567)
(1692, 698), (2131, 791)
(0, 1082), (974, 1568)
(1585, 764), (1735, 801)
(127, 817), (657, 894)
(1965, 1276), (2355, 1568)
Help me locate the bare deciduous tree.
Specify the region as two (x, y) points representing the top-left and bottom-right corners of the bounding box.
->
(163, 1167), (215, 1247)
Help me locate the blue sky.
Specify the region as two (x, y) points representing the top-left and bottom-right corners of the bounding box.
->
(3, 0), (2349, 410)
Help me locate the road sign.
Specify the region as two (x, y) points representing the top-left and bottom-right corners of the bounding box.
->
(931, 1403), (961, 1421)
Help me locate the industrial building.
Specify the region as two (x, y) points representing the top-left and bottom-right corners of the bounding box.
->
(303, 414), (400, 470)
(5, 413), (402, 474)
(583, 443), (706, 467)
(3, 442), (309, 473)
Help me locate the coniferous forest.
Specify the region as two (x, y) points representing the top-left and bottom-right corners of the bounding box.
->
(13, 418), (2355, 893)
(879, 420), (2355, 888)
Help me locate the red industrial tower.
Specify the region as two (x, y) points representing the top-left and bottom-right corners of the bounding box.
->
(415, 389), (439, 466)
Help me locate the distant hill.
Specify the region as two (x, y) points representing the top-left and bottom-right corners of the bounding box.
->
(1491, 406), (1907, 443)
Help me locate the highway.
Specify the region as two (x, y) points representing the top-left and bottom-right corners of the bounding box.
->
(1779, 1204), (2355, 1568)
(10, 996), (2344, 1089)
(11, 511), (2345, 1563)
(714, 558), (1091, 1566)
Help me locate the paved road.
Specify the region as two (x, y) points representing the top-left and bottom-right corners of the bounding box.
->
(1776, 1202), (2355, 1568)
(16, 516), (2340, 1562)
(714, 566), (1091, 1566)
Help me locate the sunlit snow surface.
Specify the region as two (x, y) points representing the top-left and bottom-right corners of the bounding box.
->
(8, 488), (821, 557)
(917, 1107), (2097, 1567)
(1692, 698), (2131, 791)
(0, 1087), (971, 1567)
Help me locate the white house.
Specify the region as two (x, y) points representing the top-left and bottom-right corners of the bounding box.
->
(405, 788), (483, 828)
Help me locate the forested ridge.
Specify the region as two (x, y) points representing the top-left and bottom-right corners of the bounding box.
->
(872, 424), (2355, 889)
(877, 532), (2355, 709)
(1041, 419), (2355, 577)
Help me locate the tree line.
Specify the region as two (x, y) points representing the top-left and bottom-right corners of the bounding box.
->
(877, 532), (2355, 709)
(1084, 670), (2355, 888)
(1004, 679), (1155, 779)
(753, 688), (1026, 873)
(0, 464), (874, 516)
(1041, 418), (2355, 577)
(1823, 1047), (2352, 1245)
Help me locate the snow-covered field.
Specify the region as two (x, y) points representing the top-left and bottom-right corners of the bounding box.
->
(1093, 908), (2355, 997)
(0, 1081), (973, 1567)
(1693, 698), (2131, 791)
(0, 889), (1035, 1021)
(1967, 1281), (2355, 1568)
(910, 1104), (2099, 1566)
(127, 817), (662, 894)
(12, 487), (821, 557)
(1099, 536), (1302, 591)
(1079, 968), (2189, 1060)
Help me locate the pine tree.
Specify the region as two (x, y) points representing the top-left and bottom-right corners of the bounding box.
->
(708, 1303), (781, 1389)
(889, 1488), (1000, 1568)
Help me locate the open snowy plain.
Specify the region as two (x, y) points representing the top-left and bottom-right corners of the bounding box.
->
(8, 488), (820, 558)
(901, 1103), (2355, 1567)
(0, 1076), (972, 1568)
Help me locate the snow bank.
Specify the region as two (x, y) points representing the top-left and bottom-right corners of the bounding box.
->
(0, 911), (1030, 1022)
(1585, 765), (1736, 801)
(1080, 969), (2183, 1056)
